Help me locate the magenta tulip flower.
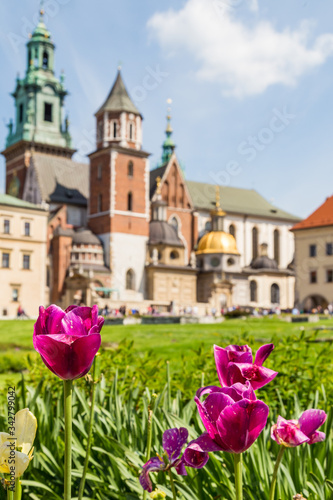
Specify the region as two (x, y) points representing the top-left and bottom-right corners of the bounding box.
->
(214, 343), (278, 390)
(271, 410), (327, 447)
(33, 304), (104, 380)
(183, 382), (269, 466)
(140, 427), (190, 492)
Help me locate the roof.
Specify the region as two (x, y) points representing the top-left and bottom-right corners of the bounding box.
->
(196, 231), (239, 255)
(149, 165), (167, 199)
(72, 228), (102, 246)
(186, 181), (300, 222)
(32, 153), (89, 206)
(0, 193), (46, 212)
(96, 70), (141, 116)
(250, 255), (278, 270)
(149, 221), (184, 247)
(291, 195), (333, 231)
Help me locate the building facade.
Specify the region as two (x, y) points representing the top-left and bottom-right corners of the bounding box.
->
(1, 11), (301, 314)
(0, 194), (48, 317)
(291, 196), (333, 311)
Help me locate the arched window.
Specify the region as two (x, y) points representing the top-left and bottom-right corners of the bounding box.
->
(164, 180), (169, 205)
(28, 50), (32, 67)
(170, 216), (179, 233)
(42, 51), (49, 69)
(252, 227), (258, 260)
(128, 161), (134, 178)
(229, 224), (236, 240)
(274, 229), (280, 266)
(250, 280), (257, 302)
(113, 121), (117, 138)
(271, 283), (280, 304)
(126, 269), (135, 290)
(127, 192), (133, 211)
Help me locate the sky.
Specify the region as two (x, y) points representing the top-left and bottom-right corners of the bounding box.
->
(0, 0), (333, 218)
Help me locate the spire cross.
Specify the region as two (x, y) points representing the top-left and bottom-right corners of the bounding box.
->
(40, 0), (45, 18)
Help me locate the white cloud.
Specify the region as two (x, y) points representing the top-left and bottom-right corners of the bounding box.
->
(147, 0), (333, 97)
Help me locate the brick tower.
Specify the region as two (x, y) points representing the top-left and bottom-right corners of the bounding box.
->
(2, 8), (74, 199)
(88, 69), (150, 301)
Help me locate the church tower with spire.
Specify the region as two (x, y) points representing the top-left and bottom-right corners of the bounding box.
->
(2, 6), (74, 198)
(88, 69), (150, 301)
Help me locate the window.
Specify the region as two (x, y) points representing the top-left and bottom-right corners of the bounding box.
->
(274, 229), (280, 265)
(23, 254), (30, 270)
(2, 253), (10, 268)
(310, 271), (317, 284)
(252, 227), (258, 259)
(309, 244), (316, 257)
(327, 270), (333, 283)
(128, 161), (134, 178)
(229, 224), (236, 239)
(44, 103), (53, 122)
(129, 123), (134, 140)
(19, 104), (24, 123)
(127, 192), (133, 211)
(327, 243), (333, 256)
(97, 164), (102, 180)
(205, 221), (212, 232)
(210, 256), (220, 267)
(42, 51), (49, 69)
(24, 222), (30, 236)
(250, 280), (257, 302)
(227, 257), (235, 266)
(170, 216), (179, 233)
(126, 269), (135, 290)
(113, 121), (117, 138)
(4, 220), (10, 234)
(271, 283), (280, 304)
(97, 194), (102, 212)
(170, 250), (179, 260)
(12, 289), (19, 302)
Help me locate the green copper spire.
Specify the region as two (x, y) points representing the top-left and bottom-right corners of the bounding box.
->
(161, 98), (175, 164)
(5, 6), (72, 150)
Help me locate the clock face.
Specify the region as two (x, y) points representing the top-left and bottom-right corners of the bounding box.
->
(210, 256), (220, 268)
(8, 174), (20, 197)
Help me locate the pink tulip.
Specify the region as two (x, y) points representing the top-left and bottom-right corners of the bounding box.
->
(214, 343), (278, 390)
(33, 304), (104, 380)
(183, 382), (269, 466)
(271, 410), (327, 447)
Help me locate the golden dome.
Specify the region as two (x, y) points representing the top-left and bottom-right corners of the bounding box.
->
(196, 231), (239, 255)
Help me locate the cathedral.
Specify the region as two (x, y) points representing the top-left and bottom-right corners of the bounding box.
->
(2, 10), (300, 314)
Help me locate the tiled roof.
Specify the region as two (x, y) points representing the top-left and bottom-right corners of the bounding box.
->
(96, 70), (141, 116)
(291, 195), (333, 231)
(0, 193), (46, 211)
(149, 164), (167, 199)
(32, 153), (89, 206)
(186, 181), (300, 222)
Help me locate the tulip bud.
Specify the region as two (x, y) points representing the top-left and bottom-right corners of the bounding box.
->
(150, 489), (166, 499)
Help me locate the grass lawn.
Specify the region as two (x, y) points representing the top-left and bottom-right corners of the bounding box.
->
(0, 316), (332, 389)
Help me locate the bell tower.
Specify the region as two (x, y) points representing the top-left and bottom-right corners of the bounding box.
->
(2, 7), (74, 198)
(88, 69), (150, 301)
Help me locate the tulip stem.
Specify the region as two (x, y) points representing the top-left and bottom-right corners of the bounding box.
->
(143, 396), (155, 500)
(64, 379), (73, 500)
(269, 446), (285, 500)
(168, 469), (177, 500)
(234, 453), (243, 500)
(78, 357), (98, 500)
(7, 486), (14, 500)
(13, 479), (21, 500)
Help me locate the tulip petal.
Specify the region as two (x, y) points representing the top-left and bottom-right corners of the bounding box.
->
(44, 305), (66, 335)
(230, 363), (278, 390)
(195, 393), (234, 440)
(0, 442), (31, 477)
(163, 427), (188, 461)
(272, 416), (309, 447)
(70, 333), (102, 379)
(14, 409), (37, 455)
(139, 456), (165, 492)
(175, 460), (187, 476)
(214, 344), (252, 386)
(216, 399), (269, 453)
(183, 433), (223, 468)
(298, 409), (327, 439)
(308, 430), (326, 445)
(254, 344), (274, 366)
(67, 305), (100, 332)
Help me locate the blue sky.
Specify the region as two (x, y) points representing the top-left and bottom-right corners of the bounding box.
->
(0, 0), (333, 218)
